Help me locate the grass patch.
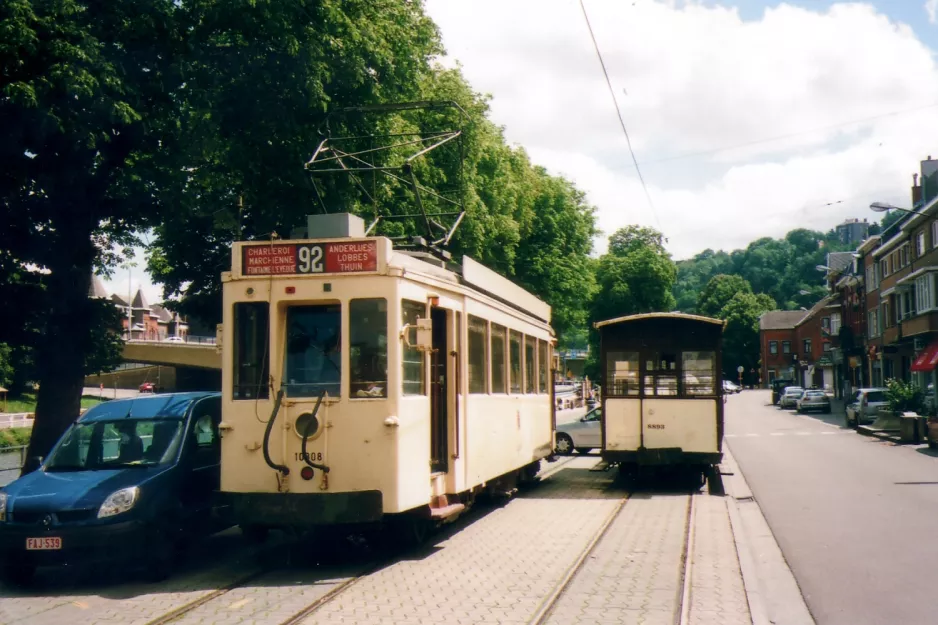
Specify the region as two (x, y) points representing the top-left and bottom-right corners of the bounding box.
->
(0, 427), (31, 449)
(2, 393), (106, 414)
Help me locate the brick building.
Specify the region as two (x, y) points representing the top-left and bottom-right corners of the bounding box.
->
(759, 311), (805, 385)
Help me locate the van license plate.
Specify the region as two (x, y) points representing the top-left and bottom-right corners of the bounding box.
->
(26, 537), (61, 550)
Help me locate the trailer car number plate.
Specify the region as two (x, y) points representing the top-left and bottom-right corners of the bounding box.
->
(26, 537), (61, 550)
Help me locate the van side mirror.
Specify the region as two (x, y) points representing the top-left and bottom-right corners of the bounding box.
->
(23, 456), (43, 474)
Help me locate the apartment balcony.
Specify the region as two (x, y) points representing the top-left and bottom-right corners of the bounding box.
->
(900, 310), (938, 339)
(883, 325), (900, 345)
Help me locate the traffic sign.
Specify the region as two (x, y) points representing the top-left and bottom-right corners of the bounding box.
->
(737, 366), (744, 373)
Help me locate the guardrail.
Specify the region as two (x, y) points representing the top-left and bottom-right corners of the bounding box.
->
(126, 335), (216, 345)
(0, 445), (28, 485)
(0, 413), (34, 430)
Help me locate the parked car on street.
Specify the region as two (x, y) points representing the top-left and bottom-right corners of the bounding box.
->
(796, 390), (831, 413)
(0, 392), (228, 586)
(723, 380), (742, 394)
(771, 378), (795, 405)
(139, 381), (155, 393)
(163, 336), (185, 343)
(554, 407), (602, 455)
(845, 388), (888, 428)
(778, 386), (804, 409)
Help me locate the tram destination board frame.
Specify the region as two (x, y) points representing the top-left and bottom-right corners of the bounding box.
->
(241, 240), (378, 276)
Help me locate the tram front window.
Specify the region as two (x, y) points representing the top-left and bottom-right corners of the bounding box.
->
(350, 299), (388, 398)
(283, 304), (341, 397)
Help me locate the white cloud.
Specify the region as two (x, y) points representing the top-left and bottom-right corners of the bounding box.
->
(425, 0), (938, 259)
(927, 0), (938, 24)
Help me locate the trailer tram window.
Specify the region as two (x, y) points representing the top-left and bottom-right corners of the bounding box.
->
(402, 300), (426, 396)
(538, 340), (548, 394)
(644, 352), (678, 396)
(350, 299), (387, 398)
(283, 304), (341, 397)
(468, 315), (488, 394)
(682, 351), (715, 395)
(509, 330), (522, 393)
(233, 302), (270, 400)
(606, 351), (639, 396)
(491, 323), (507, 393)
(525, 335), (536, 394)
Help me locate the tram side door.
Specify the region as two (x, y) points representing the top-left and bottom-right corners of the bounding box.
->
(430, 307), (449, 473)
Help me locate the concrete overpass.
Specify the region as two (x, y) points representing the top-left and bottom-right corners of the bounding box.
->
(122, 339), (221, 370)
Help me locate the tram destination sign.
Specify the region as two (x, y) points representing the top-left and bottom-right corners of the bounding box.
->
(241, 240), (378, 276)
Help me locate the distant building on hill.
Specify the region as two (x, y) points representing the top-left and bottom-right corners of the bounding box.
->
(835, 218), (869, 246)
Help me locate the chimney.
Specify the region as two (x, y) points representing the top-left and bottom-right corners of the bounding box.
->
(913, 172), (922, 206)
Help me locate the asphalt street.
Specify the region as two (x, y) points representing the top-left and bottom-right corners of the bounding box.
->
(725, 390), (938, 625)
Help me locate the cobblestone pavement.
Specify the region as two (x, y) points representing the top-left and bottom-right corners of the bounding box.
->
(686, 494), (751, 625)
(0, 458), (754, 625)
(543, 493), (690, 625)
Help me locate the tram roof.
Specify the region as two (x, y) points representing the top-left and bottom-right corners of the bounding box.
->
(593, 312), (725, 329)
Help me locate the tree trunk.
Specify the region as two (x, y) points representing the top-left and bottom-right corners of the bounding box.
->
(22, 251), (95, 474)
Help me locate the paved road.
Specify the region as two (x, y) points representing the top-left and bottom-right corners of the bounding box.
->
(725, 390), (938, 625)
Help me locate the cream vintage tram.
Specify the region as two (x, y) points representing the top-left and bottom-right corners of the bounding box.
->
(217, 213), (555, 538)
(596, 313), (725, 480)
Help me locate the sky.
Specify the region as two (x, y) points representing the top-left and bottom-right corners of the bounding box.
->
(104, 0), (938, 303)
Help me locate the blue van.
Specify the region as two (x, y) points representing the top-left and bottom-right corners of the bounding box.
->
(0, 392), (228, 585)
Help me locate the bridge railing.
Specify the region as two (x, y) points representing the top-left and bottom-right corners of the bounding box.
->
(125, 335), (216, 345)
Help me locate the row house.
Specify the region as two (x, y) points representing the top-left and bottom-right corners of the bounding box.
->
(90, 276), (188, 341)
(761, 156), (938, 400)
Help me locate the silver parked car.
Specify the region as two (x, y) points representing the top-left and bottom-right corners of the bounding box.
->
(778, 386), (804, 409)
(796, 390), (831, 413)
(845, 388), (888, 427)
(554, 407), (602, 455)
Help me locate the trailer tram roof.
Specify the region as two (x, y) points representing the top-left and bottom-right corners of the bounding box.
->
(593, 312), (725, 329)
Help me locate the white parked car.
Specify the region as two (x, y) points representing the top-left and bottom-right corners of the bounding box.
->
(723, 380), (742, 394)
(555, 407), (602, 455)
(163, 336), (185, 343)
(778, 386), (804, 409)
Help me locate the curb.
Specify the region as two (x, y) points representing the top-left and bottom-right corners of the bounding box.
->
(721, 444), (815, 625)
(856, 426), (901, 443)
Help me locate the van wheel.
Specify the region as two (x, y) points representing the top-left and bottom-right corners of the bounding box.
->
(1, 563), (35, 588)
(555, 434), (574, 455)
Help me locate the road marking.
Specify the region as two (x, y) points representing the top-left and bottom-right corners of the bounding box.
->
(744, 433), (759, 437)
(770, 432), (785, 436)
(726, 434), (738, 438)
(820, 431), (836, 435)
(795, 432), (811, 436)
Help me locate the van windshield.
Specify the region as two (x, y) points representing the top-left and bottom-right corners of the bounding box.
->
(45, 418), (185, 471)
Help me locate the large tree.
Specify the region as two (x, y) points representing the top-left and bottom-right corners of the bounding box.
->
(696, 274), (753, 319)
(1, 0), (180, 463)
(720, 291), (776, 383)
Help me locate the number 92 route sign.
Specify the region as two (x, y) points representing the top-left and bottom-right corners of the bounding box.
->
(241, 241), (378, 276)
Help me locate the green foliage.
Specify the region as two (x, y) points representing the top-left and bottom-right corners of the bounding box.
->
(884, 378), (923, 415)
(672, 227), (858, 314)
(720, 291), (777, 380)
(0, 344), (12, 389)
(0, 428), (31, 450)
(586, 226), (677, 378)
(696, 275), (753, 318)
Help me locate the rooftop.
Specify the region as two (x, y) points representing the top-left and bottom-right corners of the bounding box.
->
(759, 310), (806, 330)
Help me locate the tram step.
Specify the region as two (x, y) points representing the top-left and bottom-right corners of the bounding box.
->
(589, 461), (611, 472)
(429, 502), (466, 521)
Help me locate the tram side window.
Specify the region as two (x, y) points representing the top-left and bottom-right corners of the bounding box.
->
(538, 340), (548, 394)
(233, 302), (270, 400)
(605, 351), (639, 396)
(350, 299), (387, 398)
(468, 315), (488, 394)
(509, 330), (522, 394)
(283, 305), (341, 398)
(524, 335), (536, 394)
(402, 300), (426, 396)
(682, 351), (715, 396)
(491, 323), (507, 394)
(644, 352), (678, 396)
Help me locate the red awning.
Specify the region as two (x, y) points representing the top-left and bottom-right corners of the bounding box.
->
(911, 341), (938, 372)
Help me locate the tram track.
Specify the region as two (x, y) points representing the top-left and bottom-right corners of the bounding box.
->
(527, 489), (700, 625)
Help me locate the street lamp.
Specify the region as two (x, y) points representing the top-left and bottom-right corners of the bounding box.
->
(870, 201), (921, 216)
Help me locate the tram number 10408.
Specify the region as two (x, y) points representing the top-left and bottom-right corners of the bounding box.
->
(295, 452), (324, 462)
